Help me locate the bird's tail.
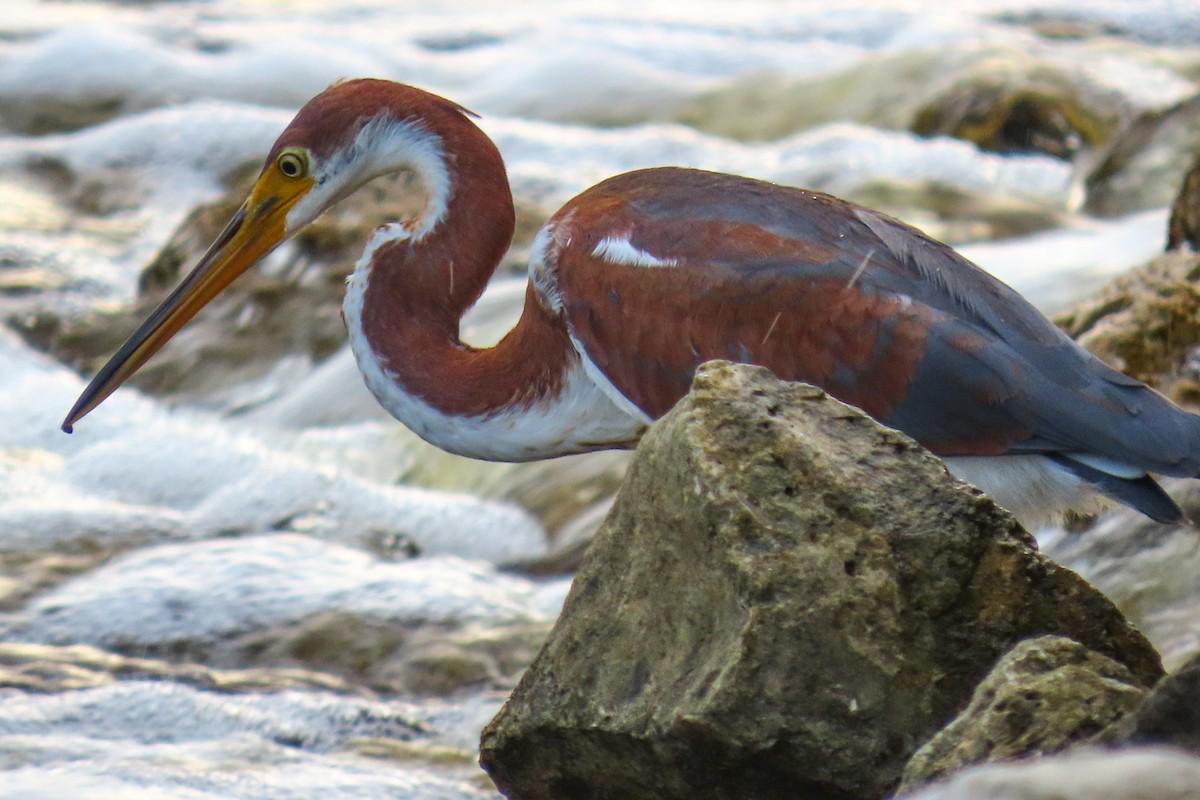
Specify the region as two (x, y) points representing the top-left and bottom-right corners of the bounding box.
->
(1048, 454), (1183, 524)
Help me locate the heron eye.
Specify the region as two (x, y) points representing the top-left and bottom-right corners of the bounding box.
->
(277, 150), (308, 179)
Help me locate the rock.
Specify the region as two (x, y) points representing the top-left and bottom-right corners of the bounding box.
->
(1042, 493), (1200, 671)
(911, 59), (1122, 160)
(899, 747), (1200, 800)
(1103, 651), (1200, 754)
(899, 636), (1148, 792)
(1055, 249), (1200, 409)
(678, 43), (1179, 197)
(1050, 248), (1200, 671)
(1167, 156), (1200, 251)
(675, 49), (960, 141)
(1079, 94), (1200, 217)
(676, 46), (1149, 155)
(479, 362), (1162, 800)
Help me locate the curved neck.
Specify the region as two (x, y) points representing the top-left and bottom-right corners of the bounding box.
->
(344, 109), (578, 429)
(369, 109), (517, 322)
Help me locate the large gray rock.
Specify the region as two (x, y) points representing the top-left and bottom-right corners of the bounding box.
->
(899, 635), (1149, 792)
(479, 362), (1162, 800)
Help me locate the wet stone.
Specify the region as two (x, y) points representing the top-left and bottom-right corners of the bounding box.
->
(1041, 486), (1200, 673)
(480, 362), (1162, 800)
(1102, 651), (1200, 755)
(911, 60), (1123, 160)
(1049, 248), (1200, 671)
(899, 635), (1149, 793)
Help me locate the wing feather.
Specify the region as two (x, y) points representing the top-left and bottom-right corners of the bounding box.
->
(545, 167), (1200, 476)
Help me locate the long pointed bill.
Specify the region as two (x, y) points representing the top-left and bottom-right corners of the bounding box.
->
(61, 181), (304, 433)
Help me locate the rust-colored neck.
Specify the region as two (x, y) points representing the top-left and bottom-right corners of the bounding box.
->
(354, 108), (576, 419)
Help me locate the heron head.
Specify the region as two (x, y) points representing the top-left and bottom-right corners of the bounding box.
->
(61, 78), (468, 431)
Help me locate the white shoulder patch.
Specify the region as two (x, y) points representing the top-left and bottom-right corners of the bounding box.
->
(592, 235), (678, 269)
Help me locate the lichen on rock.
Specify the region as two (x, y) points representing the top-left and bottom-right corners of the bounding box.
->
(899, 635), (1149, 792)
(479, 362), (1161, 800)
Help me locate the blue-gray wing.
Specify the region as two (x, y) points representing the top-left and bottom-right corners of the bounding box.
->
(546, 167), (1200, 483)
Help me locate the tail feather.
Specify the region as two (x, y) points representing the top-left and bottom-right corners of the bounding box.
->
(1080, 371), (1200, 479)
(1049, 454), (1183, 524)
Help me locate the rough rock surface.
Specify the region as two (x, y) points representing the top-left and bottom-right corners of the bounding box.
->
(1056, 249), (1200, 409)
(899, 636), (1148, 792)
(1042, 493), (1200, 671)
(1103, 651), (1200, 754)
(1051, 249), (1200, 671)
(479, 362), (1162, 800)
(900, 747), (1200, 800)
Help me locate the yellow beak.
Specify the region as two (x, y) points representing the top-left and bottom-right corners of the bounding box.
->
(61, 172), (311, 432)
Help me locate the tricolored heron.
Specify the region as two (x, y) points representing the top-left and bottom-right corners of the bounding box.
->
(62, 78), (1200, 527)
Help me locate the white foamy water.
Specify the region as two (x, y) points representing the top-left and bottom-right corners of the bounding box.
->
(1, 0), (1196, 796)
(0, 682), (497, 799)
(1, 0), (1184, 300)
(3, 534), (569, 650)
(0, 329), (547, 564)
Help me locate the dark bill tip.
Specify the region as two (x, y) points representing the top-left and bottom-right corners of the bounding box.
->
(58, 202), (262, 433)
